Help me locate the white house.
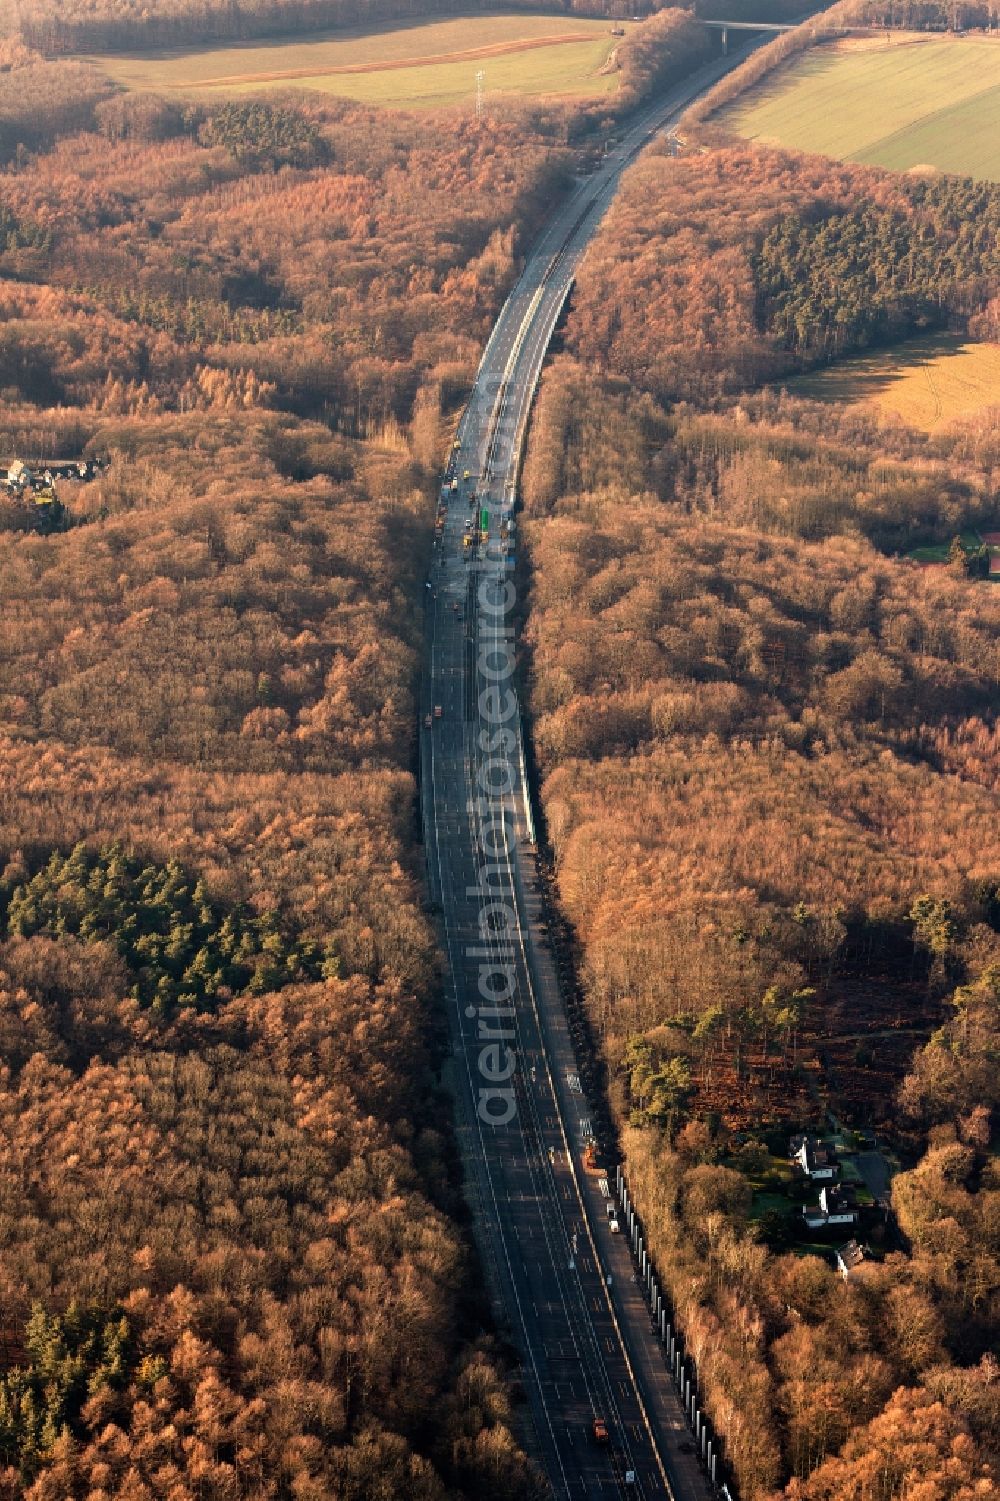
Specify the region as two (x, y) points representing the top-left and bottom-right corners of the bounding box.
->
(820, 1186), (857, 1225)
(835, 1240), (868, 1280)
(6, 459), (34, 491)
(793, 1137), (839, 1181)
(803, 1186), (857, 1231)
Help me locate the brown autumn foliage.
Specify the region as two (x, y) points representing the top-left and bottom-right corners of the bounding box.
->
(0, 93), (574, 431)
(0, 489), (545, 1489)
(520, 122), (1000, 1501)
(522, 441), (1000, 1499)
(565, 142), (1000, 402)
(523, 404), (1000, 1071)
(0, 417), (429, 775)
(0, 67), (569, 1501)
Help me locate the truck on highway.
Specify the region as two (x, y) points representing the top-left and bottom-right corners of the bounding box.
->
(478, 506), (489, 544)
(592, 1417), (610, 1446)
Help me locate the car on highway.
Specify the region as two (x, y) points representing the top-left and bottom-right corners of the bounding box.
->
(418, 49), (750, 1496)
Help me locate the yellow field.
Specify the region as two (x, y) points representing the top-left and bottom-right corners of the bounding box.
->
(720, 34), (1000, 181)
(83, 13), (630, 109)
(789, 335), (1000, 432)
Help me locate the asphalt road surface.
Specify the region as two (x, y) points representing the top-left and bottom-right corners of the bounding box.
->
(420, 48), (757, 1501)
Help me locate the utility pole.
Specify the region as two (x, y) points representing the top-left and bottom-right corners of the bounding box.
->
(475, 69), (485, 120)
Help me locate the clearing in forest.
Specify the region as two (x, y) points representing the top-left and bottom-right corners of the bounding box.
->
(718, 34), (1000, 181)
(787, 334), (1000, 433)
(82, 13), (629, 108)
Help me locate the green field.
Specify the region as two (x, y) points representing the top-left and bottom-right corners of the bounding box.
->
(907, 531), (982, 564)
(720, 35), (1000, 181)
(788, 334), (1000, 432)
(83, 13), (629, 109)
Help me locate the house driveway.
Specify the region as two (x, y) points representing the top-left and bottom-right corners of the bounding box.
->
(857, 1150), (892, 1205)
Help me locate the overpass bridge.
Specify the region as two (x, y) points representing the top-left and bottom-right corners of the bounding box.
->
(700, 19), (797, 29)
(699, 19), (799, 51)
(698, 16), (919, 51)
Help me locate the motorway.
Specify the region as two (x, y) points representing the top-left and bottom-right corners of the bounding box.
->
(420, 48), (755, 1501)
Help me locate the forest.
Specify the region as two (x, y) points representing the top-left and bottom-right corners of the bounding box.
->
(0, 0), (993, 1495)
(837, 0), (1000, 26)
(523, 405), (1000, 1492)
(565, 142), (1000, 400)
(0, 47), (580, 1501)
(517, 59), (1000, 1501)
(0, 82), (575, 423)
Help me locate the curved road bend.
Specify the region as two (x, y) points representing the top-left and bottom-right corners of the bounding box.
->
(421, 48), (756, 1501)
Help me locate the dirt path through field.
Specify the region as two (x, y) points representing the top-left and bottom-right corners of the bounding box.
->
(175, 32), (600, 89)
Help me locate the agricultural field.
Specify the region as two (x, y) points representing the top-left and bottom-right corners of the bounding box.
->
(787, 333), (1000, 432)
(82, 12), (630, 109)
(719, 34), (1000, 181)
